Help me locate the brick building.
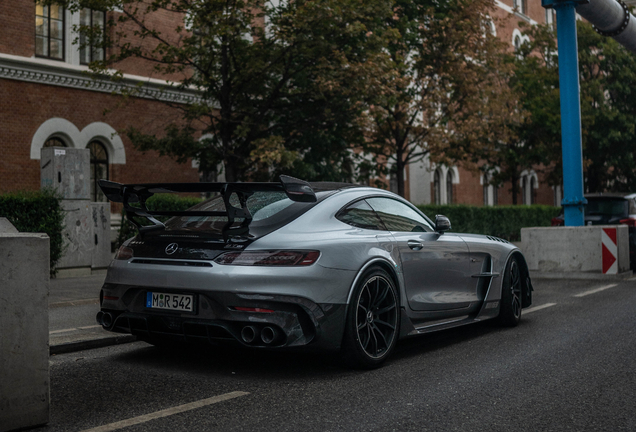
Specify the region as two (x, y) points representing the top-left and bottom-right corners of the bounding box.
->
(0, 1), (200, 203)
(0, 0), (560, 211)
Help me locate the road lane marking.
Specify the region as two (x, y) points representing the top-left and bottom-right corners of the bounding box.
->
(78, 391), (250, 432)
(49, 325), (102, 335)
(574, 284), (618, 298)
(523, 303), (557, 314)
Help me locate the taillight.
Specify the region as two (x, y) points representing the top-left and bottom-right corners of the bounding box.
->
(551, 217), (564, 226)
(214, 250), (320, 266)
(620, 218), (636, 227)
(114, 246), (134, 260)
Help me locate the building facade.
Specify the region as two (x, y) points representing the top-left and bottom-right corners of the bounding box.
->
(0, 0), (560, 211)
(0, 1), (200, 202)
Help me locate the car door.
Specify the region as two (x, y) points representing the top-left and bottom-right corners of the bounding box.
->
(366, 197), (475, 312)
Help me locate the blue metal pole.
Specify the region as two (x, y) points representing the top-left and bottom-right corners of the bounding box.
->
(555, 3), (586, 226)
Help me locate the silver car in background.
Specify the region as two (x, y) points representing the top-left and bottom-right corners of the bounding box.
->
(97, 176), (533, 368)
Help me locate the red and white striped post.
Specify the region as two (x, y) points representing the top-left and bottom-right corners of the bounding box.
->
(602, 227), (618, 274)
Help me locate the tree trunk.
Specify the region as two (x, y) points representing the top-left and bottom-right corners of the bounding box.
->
(396, 151), (405, 198)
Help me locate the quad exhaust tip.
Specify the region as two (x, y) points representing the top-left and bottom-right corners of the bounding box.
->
(261, 326), (277, 344)
(241, 326), (258, 344)
(96, 312), (113, 328)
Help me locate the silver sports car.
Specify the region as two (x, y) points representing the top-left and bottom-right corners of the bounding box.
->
(97, 176), (532, 368)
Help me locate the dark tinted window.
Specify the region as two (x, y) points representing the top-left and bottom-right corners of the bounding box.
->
(366, 197), (434, 232)
(161, 190), (332, 238)
(337, 200), (386, 230)
(585, 198), (628, 217)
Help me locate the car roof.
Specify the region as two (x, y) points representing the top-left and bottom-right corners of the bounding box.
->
(309, 182), (364, 192)
(585, 192), (636, 200)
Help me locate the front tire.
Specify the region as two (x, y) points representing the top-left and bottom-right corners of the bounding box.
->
(342, 267), (399, 369)
(497, 256), (523, 327)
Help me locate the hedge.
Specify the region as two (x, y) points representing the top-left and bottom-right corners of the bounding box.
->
(416, 204), (561, 242)
(117, 194), (203, 246)
(0, 189), (65, 275)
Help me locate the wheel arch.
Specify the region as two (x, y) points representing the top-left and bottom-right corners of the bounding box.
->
(506, 250), (533, 309)
(345, 258), (401, 307)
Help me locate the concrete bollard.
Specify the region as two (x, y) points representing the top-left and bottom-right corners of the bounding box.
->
(0, 233), (50, 431)
(521, 225), (631, 278)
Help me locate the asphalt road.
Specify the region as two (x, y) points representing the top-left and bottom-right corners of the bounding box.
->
(38, 277), (636, 432)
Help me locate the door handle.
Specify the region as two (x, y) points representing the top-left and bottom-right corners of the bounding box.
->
(408, 240), (423, 250)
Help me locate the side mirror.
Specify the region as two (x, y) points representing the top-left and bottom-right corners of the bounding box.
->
(435, 214), (451, 233)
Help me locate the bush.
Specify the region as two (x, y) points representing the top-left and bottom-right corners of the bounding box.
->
(117, 194), (203, 247)
(0, 189), (65, 275)
(416, 204), (561, 242)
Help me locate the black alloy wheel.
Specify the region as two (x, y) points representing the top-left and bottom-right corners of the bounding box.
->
(342, 267), (399, 368)
(498, 256), (522, 327)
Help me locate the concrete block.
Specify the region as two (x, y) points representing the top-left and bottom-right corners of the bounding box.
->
(521, 226), (630, 274)
(0, 218), (18, 234)
(0, 233), (50, 431)
(40, 147), (90, 200)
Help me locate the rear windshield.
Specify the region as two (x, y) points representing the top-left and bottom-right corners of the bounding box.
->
(162, 190), (333, 238)
(585, 198), (628, 217)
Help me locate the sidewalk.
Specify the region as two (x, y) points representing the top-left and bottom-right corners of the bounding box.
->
(49, 274), (136, 355)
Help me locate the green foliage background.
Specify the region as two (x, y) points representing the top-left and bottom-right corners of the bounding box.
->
(417, 204), (560, 241)
(0, 189), (65, 275)
(117, 194), (203, 246)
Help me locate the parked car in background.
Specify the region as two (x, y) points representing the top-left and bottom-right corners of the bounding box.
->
(552, 193), (636, 270)
(96, 176), (533, 368)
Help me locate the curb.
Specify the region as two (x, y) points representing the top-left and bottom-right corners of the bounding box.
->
(529, 270), (634, 280)
(50, 334), (137, 355)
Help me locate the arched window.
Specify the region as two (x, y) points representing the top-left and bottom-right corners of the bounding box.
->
(434, 169), (442, 204)
(530, 176), (537, 205)
(43, 137), (67, 147)
(446, 170), (454, 204)
(522, 176), (529, 205)
(88, 141), (109, 202)
(513, 35), (522, 57)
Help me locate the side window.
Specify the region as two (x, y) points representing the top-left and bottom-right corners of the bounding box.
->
(366, 197), (434, 232)
(336, 200), (387, 231)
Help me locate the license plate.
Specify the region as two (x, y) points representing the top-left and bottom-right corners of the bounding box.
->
(146, 292), (194, 312)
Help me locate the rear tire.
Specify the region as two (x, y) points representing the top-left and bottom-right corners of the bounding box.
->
(497, 256), (523, 327)
(342, 267), (399, 369)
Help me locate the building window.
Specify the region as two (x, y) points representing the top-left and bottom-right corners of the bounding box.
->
(80, 8), (106, 64)
(530, 176), (537, 205)
(434, 169), (442, 204)
(483, 174), (499, 206)
(446, 170), (454, 204)
(514, 0), (527, 15)
(36, 2), (65, 60)
(546, 9), (556, 29)
(88, 141), (109, 202)
(43, 137), (67, 147)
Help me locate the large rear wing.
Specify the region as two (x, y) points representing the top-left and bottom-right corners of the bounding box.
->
(99, 175), (316, 238)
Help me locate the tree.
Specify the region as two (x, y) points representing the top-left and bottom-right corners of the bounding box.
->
(359, 0), (513, 197)
(59, 0), (393, 182)
(474, 22), (561, 205)
(577, 21), (636, 193)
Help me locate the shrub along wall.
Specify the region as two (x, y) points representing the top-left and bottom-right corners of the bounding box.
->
(117, 194), (203, 246)
(0, 189), (65, 274)
(416, 204), (560, 242)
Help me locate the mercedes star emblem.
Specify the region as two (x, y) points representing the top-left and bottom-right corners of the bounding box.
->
(165, 243), (179, 255)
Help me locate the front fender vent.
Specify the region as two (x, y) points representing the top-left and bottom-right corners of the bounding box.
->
(487, 236), (510, 244)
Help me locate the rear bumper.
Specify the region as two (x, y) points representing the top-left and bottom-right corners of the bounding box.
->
(99, 285), (346, 351)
